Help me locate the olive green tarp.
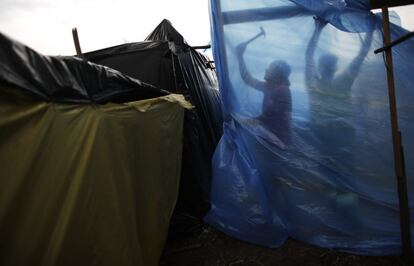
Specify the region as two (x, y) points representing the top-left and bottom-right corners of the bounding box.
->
(0, 86), (190, 266)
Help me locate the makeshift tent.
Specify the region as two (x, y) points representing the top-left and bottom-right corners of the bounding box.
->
(0, 32), (191, 266)
(85, 19), (223, 220)
(206, 0), (414, 255)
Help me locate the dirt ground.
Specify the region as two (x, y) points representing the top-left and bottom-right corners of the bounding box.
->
(161, 225), (411, 266)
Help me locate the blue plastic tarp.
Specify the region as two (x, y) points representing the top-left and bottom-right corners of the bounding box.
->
(205, 0), (414, 255)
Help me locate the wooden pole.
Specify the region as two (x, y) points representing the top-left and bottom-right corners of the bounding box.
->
(371, 0), (414, 9)
(192, 45), (211, 50)
(381, 6), (412, 258)
(374, 31), (414, 54)
(222, 6), (307, 25)
(72, 27), (83, 58)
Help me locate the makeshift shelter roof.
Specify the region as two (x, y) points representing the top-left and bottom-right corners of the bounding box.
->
(0, 30), (191, 266)
(145, 19), (188, 47)
(85, 19), (223, 221)
(0, 33), (167, 104)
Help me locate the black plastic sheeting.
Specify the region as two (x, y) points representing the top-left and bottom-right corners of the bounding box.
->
(145, 20), (188, 47)
(85, 19), (223, 229)
(0, 33), (168, 103)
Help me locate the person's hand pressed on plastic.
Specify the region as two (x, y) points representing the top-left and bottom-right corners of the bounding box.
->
(313, 16), (328, 30)
(236, 42), (247, 55)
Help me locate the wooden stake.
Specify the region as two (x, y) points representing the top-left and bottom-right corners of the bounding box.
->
(72, 27), (83, 58)
(381, 6), (412, 258)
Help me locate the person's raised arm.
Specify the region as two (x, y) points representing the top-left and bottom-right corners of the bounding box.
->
(236, 42), (266, 91)
(305, 17), (327, 89)
(346, 29), (374, 78)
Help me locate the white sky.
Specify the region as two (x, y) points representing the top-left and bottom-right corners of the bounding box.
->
(0, 0), (413, 56)
(0, 0), (212, 55)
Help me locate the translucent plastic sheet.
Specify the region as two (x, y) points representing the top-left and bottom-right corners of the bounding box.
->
(205, 0), (414, 254)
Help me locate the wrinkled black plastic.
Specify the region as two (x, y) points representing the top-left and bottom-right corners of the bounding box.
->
(85, 41), (180, 93)
(85, 19), (223, 223)
(0, 33), (167, 103)
(145, 19), (188, 47)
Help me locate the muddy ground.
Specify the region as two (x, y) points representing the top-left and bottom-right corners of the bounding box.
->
(161, 225), (410, 266)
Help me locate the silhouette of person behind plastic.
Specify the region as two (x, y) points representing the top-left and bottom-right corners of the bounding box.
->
(305, 17), (374, 232)
(305, 17), (373, 153)
(236, 41), (292, 146)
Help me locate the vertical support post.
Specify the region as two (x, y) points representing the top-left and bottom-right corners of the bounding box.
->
(381, 6), (412, 258)
(72, 27), (83, 58)
(214, 0), (234, 114)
